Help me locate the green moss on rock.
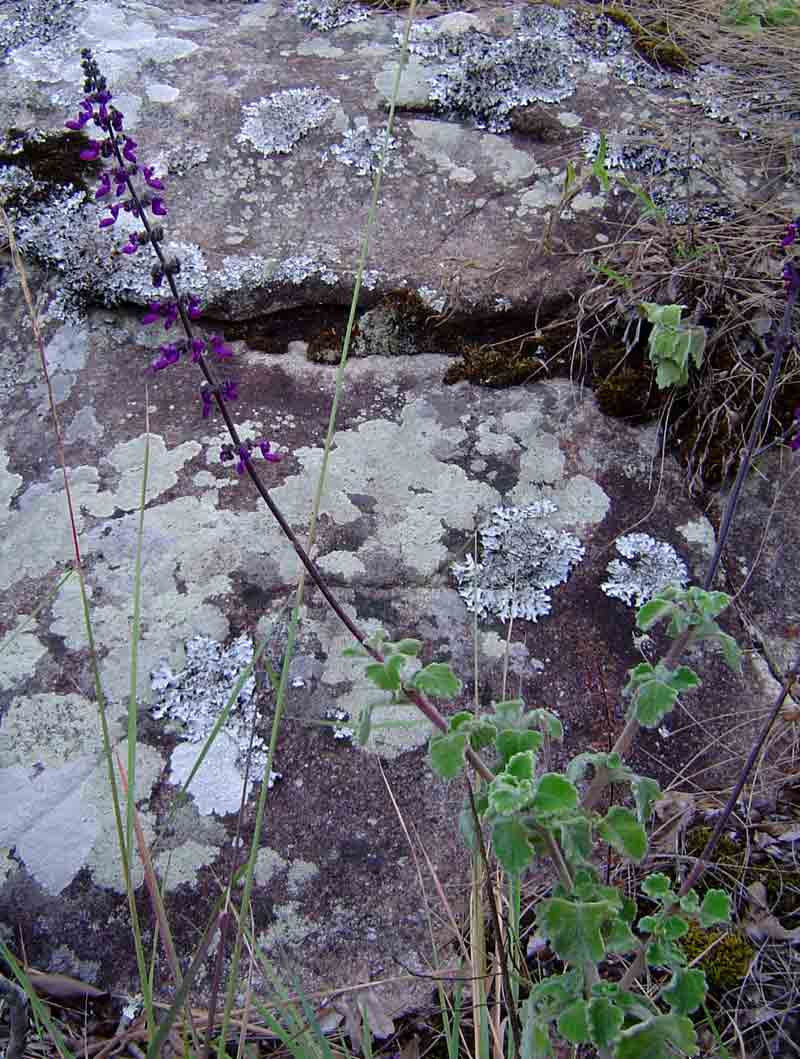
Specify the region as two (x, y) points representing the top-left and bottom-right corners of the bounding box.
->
(680, 922), (753, 993)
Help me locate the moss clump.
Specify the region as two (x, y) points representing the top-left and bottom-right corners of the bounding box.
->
(0, 128), (103, 209)
(306, 325), (348, 364)
(603, 6), (692, 71)
(510, 105), (568, 142)
(594, 368), (659, 420)
(444, 343), (545, 387)
(680, 923), (753, 993)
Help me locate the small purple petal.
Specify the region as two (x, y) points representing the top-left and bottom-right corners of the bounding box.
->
(142, 302), (163, 325)
(186, 296), (202, 320)
(163, 302), (179, 330)
(151, 197), (168, 217)
(121, 236), (139, 255)
(95, 173), (112, 199)
(190, 338), (206, 362)
(122, 136), (138, 163)
(111, 111), (124, 131)
(143, 165), (165, 190)
(201, 389), (213, 418)
(257, 438), (283, 463)
(221, 379), (238, 402)
(80, 141), (101, 161)
(209, 334), (233, 359)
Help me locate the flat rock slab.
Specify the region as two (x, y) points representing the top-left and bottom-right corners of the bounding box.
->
(0, 272), (776, 1005)
(0, 0), (795, 1017)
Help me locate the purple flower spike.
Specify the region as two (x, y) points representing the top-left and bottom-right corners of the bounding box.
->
(190, 338), (205, 362)
(111, 110), (124, 131)
(221, 379), (238, 402)
(257, 438), (282, 463)
(151, 197), (168, 217)
(143, 165), (165, 190)
(95, 173), (112, 199)
(209, 334), (233, 359)
(80, 140), (101, 161)
(142, 302), (164, 324)
(201, 388), (213, 418)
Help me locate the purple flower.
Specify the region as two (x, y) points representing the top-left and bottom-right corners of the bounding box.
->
(163, 301), (179, 329)
(235, 445), (250, 475)
(221, 379), (238, 402)
(190, 338), (205, 362)
(186, 296), (202, 320)
(143, 165), (165, 190)
(783, 261), (800, 295)
(201, 388), (213, 418)
(95, 173), (112, 199)
(111, 109), (124, 132)
(151, 197), (168, 217)
(151, 343), (181, 372)
(142, 301), (164, 325)
(209, 334), (232, 359)
(65, 111), (91, 131)
(80, 140), (101, 161)
(782, 223), (798, 249)
(257, 438), (282, 463)
(99, 203), (121, 228)
(122, 136), (138, 163)
(121, 234), (139, 255)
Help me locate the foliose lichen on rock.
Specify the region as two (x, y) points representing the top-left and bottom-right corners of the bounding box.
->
(291, 0), (367, 31)
(237, 88), (336, 156)
(452, 500), (585, 623)
(601, 532), (688, 608)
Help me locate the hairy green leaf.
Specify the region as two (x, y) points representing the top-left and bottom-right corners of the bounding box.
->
(636, 597), (676, 631)
(558, 1000), (590, 1044)
(599, 806), (647, 861)
(642, 873), (673, 900)
(633, 679), (678, 727)
(616, 1013), (697, 1059)
(632, 775), (661, 824)
(588, 997), (624, 1049)
(661, 968), (707, 1016)
(532, 773), (579, 816)
(538, 898), (613, 963)
(496, 728), (544, 764)
(428, 731), (468, 780)
(491, 816), (533, 875)
(699, 889), (731, 927)
(410, 662), (461, 698)
(488, 773), (534, 815)
(392, 638), (422, 656)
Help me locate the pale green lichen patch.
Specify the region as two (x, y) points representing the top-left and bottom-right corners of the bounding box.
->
(259, 902), (317, 951)
(0, 691), (161, 894)
(254, 847), (287, 886)
(155, 839), (218, 890)
(0, 617), (47, 689)
(677, 517), (716, 557)
(407, 120), (537, 188)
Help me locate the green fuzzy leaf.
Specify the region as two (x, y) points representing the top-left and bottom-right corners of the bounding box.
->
(661, 968), (707, 1016)
(587, 997), (624, 1049)
(507, 750), (537, 781)
(646, 937), (686, 971)
(428, 731), (468, 779)
(661, 915), (690, 941)
(488, 773), (534, 815)
(642, 873), (673, 900)
(636, 597), (677, 631)
(532, 773), (579, 816)
(491, 816), (533, 875)
(632, 775), (661, 823)
(411, 662), (461, 698)
(528, 968), (583, 1014)
(365, 653), (406, 691)
(491, 698), (525, 727)
(449, 710), (474, 732)
(616, 1013), (698, 1059)
(496, 728), (544, 764)
(392, 638), (422, 656)
(527, 707), (564, 739)
(655, 357), (687, 390)
(605, 917), (638, 955)
(558, 1000), (590, 1044)
(666, 666), (700, 692)
(598, 806), (647, 862)
(625, 661), (656, 689)
(557, 816), (593, 865)
(699, 889), (731, 927)
(680, 890), (700, 916)
(638, 915), (659, 933)
(538, 898), (613, 963)
(633, 680), (678, 727)
(715, 630), (743, 674)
